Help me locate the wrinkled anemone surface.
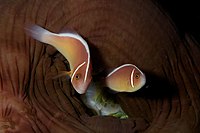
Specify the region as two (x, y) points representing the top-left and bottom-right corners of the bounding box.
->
(0, 0), (199, 132)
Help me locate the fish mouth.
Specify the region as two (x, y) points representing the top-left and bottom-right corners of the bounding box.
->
(140, 74), (146, 88)
(76, 89), (86, 94)
(75, 86), (87, 94)
(76, 79), (92, 94)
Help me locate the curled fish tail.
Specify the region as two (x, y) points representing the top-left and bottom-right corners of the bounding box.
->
(25, 25), (55, 45)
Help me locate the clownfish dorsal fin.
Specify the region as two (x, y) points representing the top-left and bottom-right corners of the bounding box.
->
(57, 28), (90, 70)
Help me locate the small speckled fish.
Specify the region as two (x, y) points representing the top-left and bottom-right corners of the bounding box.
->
(81, 64), (146, 118)
(26, 25), (92, 94)
(105, 64), (146, 92)
(81, 81), (128, 119)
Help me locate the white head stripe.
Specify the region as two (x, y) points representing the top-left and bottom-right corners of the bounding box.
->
(58, 33), (90, 83)
(130, 68), (135, 88)
(71, 62), (86, 82)
(84, 61), (89, 82)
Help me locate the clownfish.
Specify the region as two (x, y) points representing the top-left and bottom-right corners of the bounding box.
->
(81, 64), (145, 118)
(26, 25), (92, 94)
(105, 64), (146, 92)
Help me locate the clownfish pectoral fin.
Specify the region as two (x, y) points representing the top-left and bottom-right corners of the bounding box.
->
(52, 71), (72, 79)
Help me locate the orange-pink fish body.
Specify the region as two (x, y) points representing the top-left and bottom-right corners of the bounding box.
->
(26, 25), (92, 94)
(105, 64), (146, 92)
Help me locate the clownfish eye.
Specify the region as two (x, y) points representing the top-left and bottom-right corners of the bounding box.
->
(135, 73), (140, 79)
(75, 73), (81, 80)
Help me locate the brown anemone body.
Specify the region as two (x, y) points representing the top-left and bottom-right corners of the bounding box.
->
(0, 0), (199, 132)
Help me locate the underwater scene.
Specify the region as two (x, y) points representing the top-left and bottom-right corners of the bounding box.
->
(0, 0), (199, 132)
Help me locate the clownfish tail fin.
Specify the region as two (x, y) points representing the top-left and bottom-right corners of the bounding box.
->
(25, 24), (56, 45)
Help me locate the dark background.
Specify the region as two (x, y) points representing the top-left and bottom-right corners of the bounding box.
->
(155, 0), (200, 41)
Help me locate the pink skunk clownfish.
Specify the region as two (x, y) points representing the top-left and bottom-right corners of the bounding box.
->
(81, 64), (145, 118)
(26, 25), (92, 94)
(105, 64), (146, 92)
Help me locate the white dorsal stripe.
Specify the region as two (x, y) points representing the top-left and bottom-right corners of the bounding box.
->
(58, 33), (90, 83)
(28, 25), (90, 83)
(106, 64), (137, 77)
(71, 62), (86, 83)
(130, 68), (135, 88)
